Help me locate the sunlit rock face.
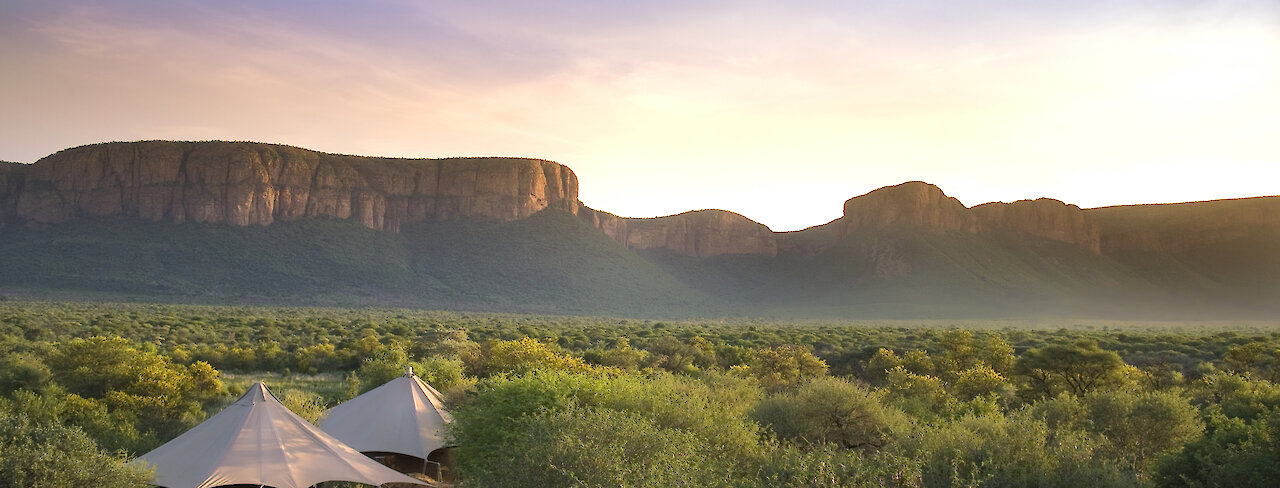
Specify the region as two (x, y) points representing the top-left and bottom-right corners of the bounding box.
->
(838, 181), (979, 237)
(1089, 197), (1280, 254)
(584, 208), (778, 258)
(973, 198), (1101, 253)
(7, 141), (580, 231)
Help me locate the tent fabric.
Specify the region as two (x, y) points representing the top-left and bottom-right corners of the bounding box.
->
(319, 372), (453, 460)
(134, 382), (427, 488)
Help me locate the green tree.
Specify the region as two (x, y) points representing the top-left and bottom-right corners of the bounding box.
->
(1083, 390), (1204, 483)
(864, 348), (903, 384)
(47, 337), (226, 452)
(482, 338), (592, 376)
(951, 363), (1014, 402)
(882, 366), (950, 418)
(1015, 341), (1128, 398)
(0, 352), (51, 393)
(451, 370), (763, 485)
(979, 335), (1016, 375)
(937, 329), (977, 375)
(1156, 409), (1280, 486)
(0, 410), (152, 487)
(898, 411), (1131, 488)
(745, 345), (828, 392)
(753, 377), (912, 451)
(468, 406), (730, 488)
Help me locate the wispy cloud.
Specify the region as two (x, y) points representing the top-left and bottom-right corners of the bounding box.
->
(2, 0), (1276, 229)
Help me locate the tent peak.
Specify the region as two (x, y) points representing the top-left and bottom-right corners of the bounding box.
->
(404, 365), (414, 377)
(235, 381), (274, 406)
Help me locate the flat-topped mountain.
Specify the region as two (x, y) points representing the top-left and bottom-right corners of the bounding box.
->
(1, 141), (1275, 318)
(2, 141), (579, 231)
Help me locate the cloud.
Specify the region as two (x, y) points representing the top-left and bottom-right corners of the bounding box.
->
(1, 0), (1277, 229)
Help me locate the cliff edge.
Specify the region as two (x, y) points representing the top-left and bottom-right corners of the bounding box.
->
(2, 141), (580, 232)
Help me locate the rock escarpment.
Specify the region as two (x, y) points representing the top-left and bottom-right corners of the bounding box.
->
(781, 181), (1102, 255)
(583, 208), (778, 258)
(839, 181), (979, 237)
(0, 163), (25, 226)
(2, 141), (579, 232)
(1089, 197), (1280, 254)
(973, 198), (1100, 252)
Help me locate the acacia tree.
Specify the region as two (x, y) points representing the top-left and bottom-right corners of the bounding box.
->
(1015, 341), (1128, 398)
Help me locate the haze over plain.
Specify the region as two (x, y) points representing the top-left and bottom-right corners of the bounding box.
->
(2, 0), (1277, 231)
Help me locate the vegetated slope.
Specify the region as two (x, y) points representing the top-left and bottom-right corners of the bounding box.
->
(1089, 196), (1280, 315)
(0, 217), (418, 301)
(0, 210), (713, 315)
(650, 228), (1149, 318)
(401, 210), (713, 316)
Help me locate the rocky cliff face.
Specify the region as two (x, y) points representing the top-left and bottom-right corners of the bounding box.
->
(973, 198), (1100, 252)
(838, 181), (978, 237)
(583, 208), (778, 258)
(1089, 197), (1280, 254)
(775, 182), (1103, 256)
(0, 162), (26, 227)
(3, 141), (579, 232)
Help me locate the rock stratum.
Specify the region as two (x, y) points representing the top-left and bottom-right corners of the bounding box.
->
(1, 141), (580, 232)
(583, 208), (778, 258)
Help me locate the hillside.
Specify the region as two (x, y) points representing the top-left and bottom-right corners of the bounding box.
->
(1088, 197), (1280, 314)
(1, 141), (1275, 319)
(0, 211), (712, 316)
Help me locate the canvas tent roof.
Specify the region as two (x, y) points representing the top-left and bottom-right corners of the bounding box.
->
(134, 382), (426, 488)
(319, 369), (453, 460)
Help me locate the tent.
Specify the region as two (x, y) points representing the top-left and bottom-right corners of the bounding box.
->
(134, 382), (427, 488)
(319, 368), (453, 468)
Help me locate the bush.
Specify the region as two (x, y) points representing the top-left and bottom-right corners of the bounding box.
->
(753, 377), (911, 451)
(0, 410), (152, 487)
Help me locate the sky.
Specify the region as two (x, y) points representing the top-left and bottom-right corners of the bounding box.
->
(2, 0), (1277, 231)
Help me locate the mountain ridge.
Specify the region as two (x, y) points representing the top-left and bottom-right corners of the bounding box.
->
(1, 141), (1275, 318)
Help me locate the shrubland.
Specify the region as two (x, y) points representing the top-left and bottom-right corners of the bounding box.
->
(1, 301), (1278, 487)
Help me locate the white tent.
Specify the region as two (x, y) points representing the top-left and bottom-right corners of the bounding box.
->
(319, 369), (453, 461)
(134, 382), (427, 488)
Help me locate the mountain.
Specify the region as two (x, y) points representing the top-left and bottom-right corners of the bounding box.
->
(1, 141), (1275, 319)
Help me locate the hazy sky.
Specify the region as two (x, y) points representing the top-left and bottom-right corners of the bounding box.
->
(2, 0), (1277, 230)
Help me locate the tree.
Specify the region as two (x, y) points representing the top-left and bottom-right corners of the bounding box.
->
(47, 337), (226, 452)
(1156, 408), (1280, 486)
(1224, 342), (1278, 381)
(951, 363), (1013, 402)
(937, 329), (977, 375)
(979, 335), (1016, 375)
(584, 337), (647, 371)
(468, 406), (730, 488)
(1015, 341), (1128, 397)
(0, 352), (51, 393)
(882, 366), (950, 418)
(482, 338), (592, 376)
(753, 377), (911, 451)
(1083, 390), (1204, 483)
(451, 371), (761, 486)
(896, 412), (1129, 488)
(745, 345), (828, 392)
(864, 348), (903, 385)
(0, 410), (152, 487)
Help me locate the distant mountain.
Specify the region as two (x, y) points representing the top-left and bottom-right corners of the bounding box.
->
(0, 141), (1275, 318)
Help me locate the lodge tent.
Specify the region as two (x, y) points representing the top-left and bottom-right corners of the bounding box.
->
(133, 382), (426, 488)
(319, 368), (453, 465)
